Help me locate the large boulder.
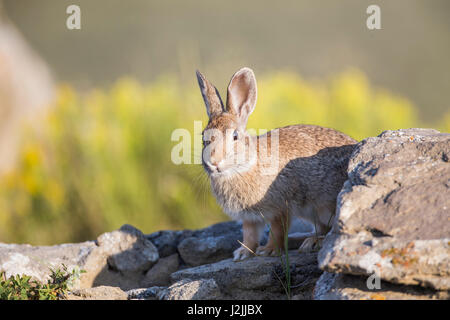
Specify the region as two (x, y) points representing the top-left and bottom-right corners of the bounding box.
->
(80, 224), (159, 290)
(96, 224), (159, 274)
(170, 251), (321, 300)
(318, 129), (450, 295)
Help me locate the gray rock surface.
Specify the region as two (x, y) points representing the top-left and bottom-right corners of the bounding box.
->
(177, 221), (243, 266)
(142, 253), (180, 287)
(314, 272), (450, 300)
(0, 225), (162, 291)
(171, 251), (321, 299)
(158, 278), (222, 300)
(318, 129), (450, 292)
(126, 286), (164, 300)
(176, 219), (313, 267)
(67, 285), (128, 300)
(146, 229), (193, 258)
(0, 241), (96, 285)
(98, 224), (159, 274)
(80, 224), (159, 290)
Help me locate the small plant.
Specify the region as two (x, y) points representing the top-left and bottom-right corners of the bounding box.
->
(0, 264), (85, 300)
(279, 213), (292, 299)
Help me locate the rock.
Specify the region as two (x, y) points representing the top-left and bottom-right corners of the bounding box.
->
(289, 218), (314, 234)
(178, 236), (239, 267)
(0, 241), (96, 285)
(98, 224), (159, 274)
(177, 221), (242, 266)
(158, 278), (222, 300)
(67, 286), (128, 300)
(175, 220), (313, 267)
(320, 235), (450, 290)
(126, 287), (165, 300)
(314, 272), (450, 300)
(80, 224), (159, 290)
(285, 218), (315, 249)
(0, 224), (162, 291)
(318, 129), (450, 292)
(141, 253), (180, 287)
(1, 223), (319, 299)
(171, 251), (321, 299)
(146, 230), (192, 258)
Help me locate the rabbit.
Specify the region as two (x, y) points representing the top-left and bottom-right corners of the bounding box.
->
(196, 67), (357, 261)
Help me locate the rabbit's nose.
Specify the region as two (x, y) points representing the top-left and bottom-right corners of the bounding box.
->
(205, 160), (217, 171)
(209, 160), (222, 172)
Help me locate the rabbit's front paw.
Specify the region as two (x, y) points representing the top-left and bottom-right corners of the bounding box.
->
(233, 246), (255, 261)
(297, 236), (324, 253)
(256, 245), (280, 257)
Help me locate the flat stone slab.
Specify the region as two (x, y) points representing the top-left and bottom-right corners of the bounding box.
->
(67, 285), (128, 300)
(171, 251), (321, 299)
(319, 235), (450, 290)
(314, 272), (450, 300)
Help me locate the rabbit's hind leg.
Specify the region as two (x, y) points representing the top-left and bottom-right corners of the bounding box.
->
(297, 233), (325, 253)
(297, 207), (332, 253)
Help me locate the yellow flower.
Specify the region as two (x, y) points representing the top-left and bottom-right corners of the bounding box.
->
(23, 147), (41, 168)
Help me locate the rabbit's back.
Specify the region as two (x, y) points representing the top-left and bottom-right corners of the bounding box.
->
(275, 124), (356, 161)
(211, 124), (356, 220)
(260, 124), (356, 206)
(274, 124), (356, 209)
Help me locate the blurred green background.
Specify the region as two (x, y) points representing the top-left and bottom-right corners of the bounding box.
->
(0, 0), (449, 244)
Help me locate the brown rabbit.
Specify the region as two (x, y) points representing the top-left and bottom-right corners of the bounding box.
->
(196, 67), (357, 261)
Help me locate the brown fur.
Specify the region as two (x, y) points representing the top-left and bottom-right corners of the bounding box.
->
(196, 67), (357, 260)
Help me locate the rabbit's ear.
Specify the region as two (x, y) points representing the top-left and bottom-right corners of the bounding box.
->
(226, 67), (257, 126)
(196, 70), (224, 119)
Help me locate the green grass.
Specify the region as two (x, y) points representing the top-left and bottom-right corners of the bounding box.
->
(258, 208), (292, 300)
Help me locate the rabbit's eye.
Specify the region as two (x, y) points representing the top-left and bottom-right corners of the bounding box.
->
(202, 135), (214, 147)
(233, 130), (238, 141)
